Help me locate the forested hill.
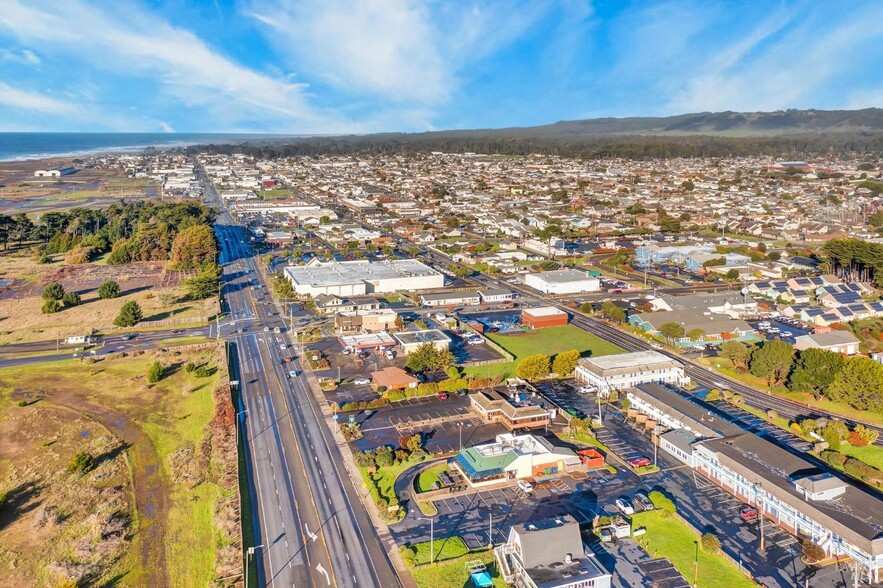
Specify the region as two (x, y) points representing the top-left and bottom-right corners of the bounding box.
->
(191, 108), (883, 160)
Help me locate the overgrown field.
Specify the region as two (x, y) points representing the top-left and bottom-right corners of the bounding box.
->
(0, 253), (217, 344)
(0, 345), (240, 587)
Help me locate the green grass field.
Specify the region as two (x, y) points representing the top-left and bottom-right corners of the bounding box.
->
(485, 325), (623, 361)
(464, 325), (624, 379)
(415, 463), (448, 493)
(841, 444), (883, 470)
(632, 511), (755, 588)
(402, 538), (507, 588)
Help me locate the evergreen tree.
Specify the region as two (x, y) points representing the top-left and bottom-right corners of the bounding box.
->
(114, 301), (143, 327)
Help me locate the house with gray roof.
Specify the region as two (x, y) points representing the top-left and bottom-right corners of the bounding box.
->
(495, 515), (611, 588)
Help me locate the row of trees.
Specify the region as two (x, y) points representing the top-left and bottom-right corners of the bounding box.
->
(516, 349), (581, 381)
(822, 238), (883, 286)
(719, 339), (883, 414)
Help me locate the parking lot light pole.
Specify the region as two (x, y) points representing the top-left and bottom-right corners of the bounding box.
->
(693, 540), (699, 587)
(419, 517), (434, 564)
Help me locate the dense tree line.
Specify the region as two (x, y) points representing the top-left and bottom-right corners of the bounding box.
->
(0, 201), (216, 268)
(187, 133), (883, 162)
(720, 340), (883, 414)
(822, 238), (883, 285)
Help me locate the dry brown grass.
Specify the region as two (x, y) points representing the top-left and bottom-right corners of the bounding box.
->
(0, 402), (133, 587)
(0, 253), (217, 344)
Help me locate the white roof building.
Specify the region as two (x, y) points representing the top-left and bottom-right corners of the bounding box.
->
(524, 269), (601, 295)
(284, 259), (444, 297)
(575, 350), (689, 393)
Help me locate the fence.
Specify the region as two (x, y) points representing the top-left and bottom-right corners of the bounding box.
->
(139, 315), (214, 328)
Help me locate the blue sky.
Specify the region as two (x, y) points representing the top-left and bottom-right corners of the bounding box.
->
(2, 0), (883, 133)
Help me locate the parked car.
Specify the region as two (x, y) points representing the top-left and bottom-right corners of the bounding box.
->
(615, 498), (635, 515)
(437, 391), (450, 400)
(740, 506), (759, 521)
(455, 389), (468, 397)
(353, 377), (370, 385)
(517, 480), (534, 493)
(629, 457), (651, 468)
(384, 349), (396, 359)
(633, 492), (654, 512)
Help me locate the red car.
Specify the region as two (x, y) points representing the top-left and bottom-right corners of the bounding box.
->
(740, 507), (759, 521)
(437, 392), (449, 400)
(629, 457), (651, 468)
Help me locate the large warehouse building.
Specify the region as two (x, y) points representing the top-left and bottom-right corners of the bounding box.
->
(524, 269), (601, 295)
(284, 259), (444, 296)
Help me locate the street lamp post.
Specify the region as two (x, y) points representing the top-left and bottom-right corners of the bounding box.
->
(419, 517), (434, 564)
(236, 409), (248, 446)
(693, 540), (699, 587)
(245, 543), (263, 588)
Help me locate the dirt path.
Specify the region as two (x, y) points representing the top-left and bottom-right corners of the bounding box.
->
(47, 394), (171, 587)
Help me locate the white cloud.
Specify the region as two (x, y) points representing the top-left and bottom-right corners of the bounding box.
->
(248, 0), (551, 106)
(0, 0), (361, 132)
(666, 4), (883, 113)
(159, 121), (175, 133)
(0, 82), (77, 114)
(1, 48), (41, 66)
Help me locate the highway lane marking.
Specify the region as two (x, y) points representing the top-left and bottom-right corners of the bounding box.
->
(304, 523), (319, 543)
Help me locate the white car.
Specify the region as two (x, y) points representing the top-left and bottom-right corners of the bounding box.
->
(615, 498), (635, 515)
(288, 370), (298, 378)
(353, 377), (371, 385)
(650, 343), (663, 350)
(279, 344), (287, 350)
(517, 480), (534, 493)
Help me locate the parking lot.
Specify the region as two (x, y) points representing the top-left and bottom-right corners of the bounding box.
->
(537, 379), (598, 419)
(748, 317), (812, 342)
(703, 395), (813, 453)
(348, 394), (510, 453)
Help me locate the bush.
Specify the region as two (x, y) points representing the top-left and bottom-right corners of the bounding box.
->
(184, 362), (197, 372)
(416, 382), (439, 397)
(438, 378), (468, 392)
(194, 365), (213, 378)
(376, 385), (387, 393)
(802, 540), (826, 563)
(62, 292), (81, 307)
(789, 422), (804, 437)
(41, 298), (61, 314)
(98, 280), (121, 299)
(384, 389), (407, 402)
(42, 282), (65, 301)
(701, 532), (721, 553)
(821, 450), (847, 467)
(705, 389), (721, 401)
(648, 490), (676, 515)
(68, 451), (96, 475)
(823, 426), (842, 451)
(147, 361), (163, 383)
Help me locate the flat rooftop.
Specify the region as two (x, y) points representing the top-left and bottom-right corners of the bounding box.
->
(393, 329), (452, 345)
(523, 306), (567, 317)
(285, 259), (441, 287)
(527, 269), (597, 284)
(581, 350), (680, 371)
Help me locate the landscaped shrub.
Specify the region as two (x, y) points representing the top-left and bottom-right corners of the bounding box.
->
(701, 532), (721, 553)
(384, 389), (407, 402)
(648, 490), (676, 515)
(820, 450), (846, 467)
(416, 382), (438, 396)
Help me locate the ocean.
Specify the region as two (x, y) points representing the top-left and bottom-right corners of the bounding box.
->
(0, 132), (288, 161)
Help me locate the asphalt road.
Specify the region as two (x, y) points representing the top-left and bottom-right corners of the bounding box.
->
(208, 178), (400, 588)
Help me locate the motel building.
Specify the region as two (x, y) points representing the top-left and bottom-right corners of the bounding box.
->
(574, 350), (689, 395)
(624, 383), (883, 583)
